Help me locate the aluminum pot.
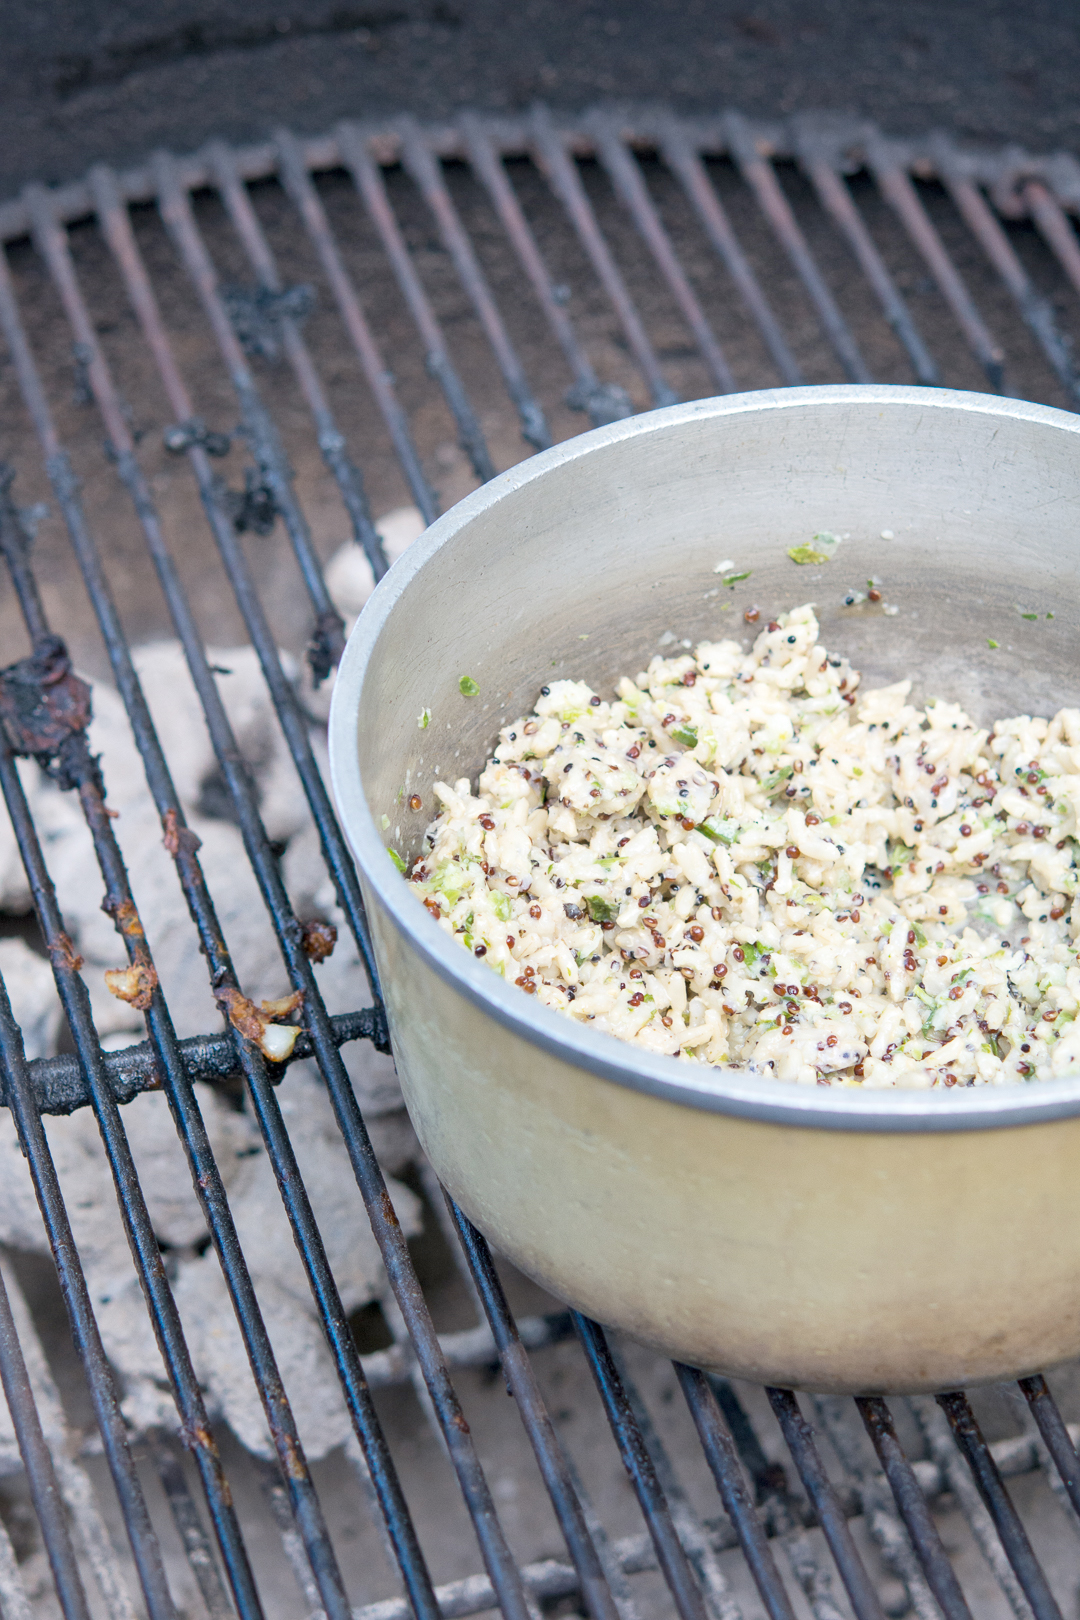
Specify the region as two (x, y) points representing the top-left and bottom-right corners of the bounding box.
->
(330, 385), (1080, 1394)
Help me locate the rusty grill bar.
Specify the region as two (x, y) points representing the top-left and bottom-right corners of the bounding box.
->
(0, 103), (1077, 1620)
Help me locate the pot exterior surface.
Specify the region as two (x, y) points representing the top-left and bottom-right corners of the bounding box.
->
(330, 387), (1080, 1392)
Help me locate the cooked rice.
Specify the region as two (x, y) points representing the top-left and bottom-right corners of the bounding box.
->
(406, 606), (1080, 1088)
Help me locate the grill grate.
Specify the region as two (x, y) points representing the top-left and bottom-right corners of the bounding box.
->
(0, 103), (1077, 1620)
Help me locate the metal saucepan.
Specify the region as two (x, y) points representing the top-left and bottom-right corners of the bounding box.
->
(330, 385), (1080, 1394)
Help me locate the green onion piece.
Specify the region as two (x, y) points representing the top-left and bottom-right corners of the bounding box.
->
(585, 894), (619, 924)
(723, 570), (751, 585)
(459, 675), (480, 697)
(418, 707), (431, 729)
(388, 848), (407, 874)
(912, 922), (928, 947)
(492, 893), (512, 921)
(671, 725), (698, 748)
(987, 638), (999, 648)
(788, 532), (840, 566)
(699, 816), (736, 845)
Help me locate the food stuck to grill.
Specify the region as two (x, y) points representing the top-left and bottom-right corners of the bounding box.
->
(0, 634), (415, 1458)
(407, 605), (1079, 1089)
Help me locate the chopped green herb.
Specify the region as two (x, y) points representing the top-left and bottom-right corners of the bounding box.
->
(1047, 612), (1055, 620)
(459, 675), (480, 697)
(788, 532), (840, 566)
(492, 893), (512, 922)
(671, 725), (698, 748)
(388, 848), (406, 874)
(699, 816), (737, 845)
(418, 706), (431, 729)
(1020, 612), (1038, 621)
(912, 922), (928, 947)
(585, 895), (619, 924)
(762, 765), (794, 793)
(723, 570), (751, 586)
(987, 638), (999, 649)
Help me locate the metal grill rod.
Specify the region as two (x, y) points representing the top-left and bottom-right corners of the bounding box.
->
(1019, 1375), (1080, 1522)
(335, 120), (497, 479)
(6, 106), (1080, 246)
(16, 1008), (378, 1117)
(1, 1259), (141, 1620)
(397, 117), (552, 452)
(864, 135), (1006, 390)
(932, 140), (1080, 406)
(445, 1200), (621, 1620)
(0, 505), (266, 1620)
(270, 129), (439, 525)
(102, 181), (533, 1620)
(1, 216), (399, 1620)
(589, 115), (736, 394)
(911, 1396), (1032, 1620)
(88, 168), (384, 1010)
(653, 119), (804, 387)
(0, 964), (177, 1620)
(675, 1366), (794, 1620)
(813, 1396), (949, 1620)
(32, 174), (534, 1620)
(0, 1260), (92, 1620)
(724, 112), (872, 384)
(0, 242), (450, 1620)
(855, 1396), (973, 1620)
(573, 1315), (708, 1620)
(766, 1390), (886, 1620)
(150, 1430), (236, 1620)
(459, 115), (632, 428)
(937, 1392), (1063, 1620)
(791, 123), (940, 386)
(609, 1351), (746, 1620)
(529, 105), (679, 409)
(125, 159), (347, 688)
(203, 142), (388, 584)
(1023, 180), (1080, 300)
(707, 1377), (848, 1620)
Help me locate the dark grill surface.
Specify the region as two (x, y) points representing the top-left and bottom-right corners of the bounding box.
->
(0, 104), (1078, 1620)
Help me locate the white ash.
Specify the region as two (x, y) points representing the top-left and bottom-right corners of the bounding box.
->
(0, 509), (428, 1459)
(323, 505), (425, 632)
(0, 939), (63, 1065)
(0, 1067), (420, 1459)
(0, 938), (51, 1473)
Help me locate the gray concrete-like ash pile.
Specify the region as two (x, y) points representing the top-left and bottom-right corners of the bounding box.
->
(0, 514), (426, 1460)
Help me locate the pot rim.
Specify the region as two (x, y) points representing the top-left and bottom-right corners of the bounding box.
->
(329, 384), (1080, 1134)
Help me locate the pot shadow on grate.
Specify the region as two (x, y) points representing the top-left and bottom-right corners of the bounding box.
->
(0, 104), (1077, 1620)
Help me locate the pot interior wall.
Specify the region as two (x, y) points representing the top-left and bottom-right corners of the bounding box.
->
(356, 392), (1080, 859)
